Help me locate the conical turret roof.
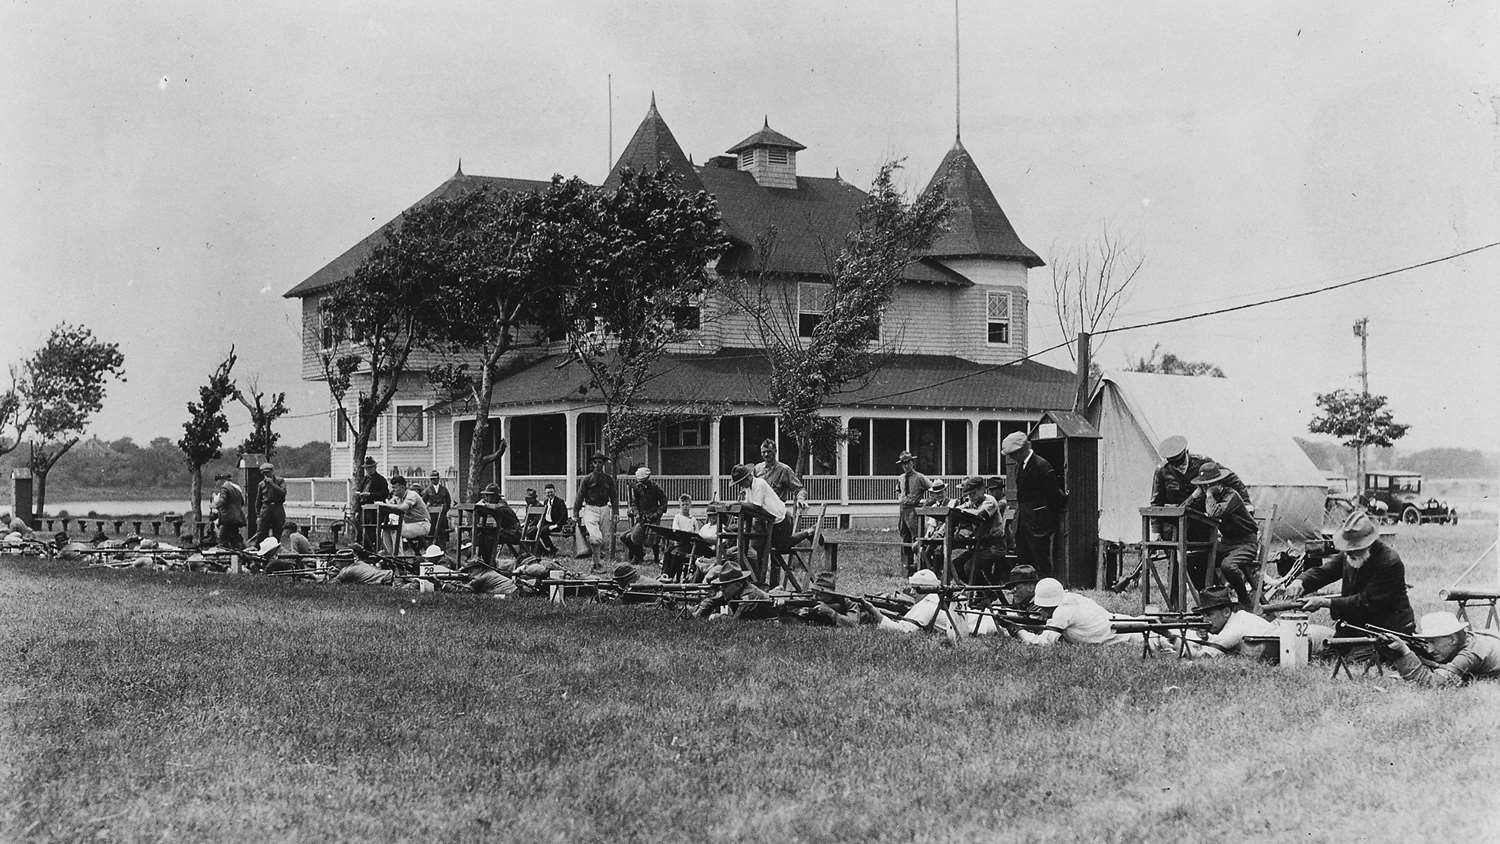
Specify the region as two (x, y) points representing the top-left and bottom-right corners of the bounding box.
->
(604, 96), (705, 193)
(922, 138), (1042, 267)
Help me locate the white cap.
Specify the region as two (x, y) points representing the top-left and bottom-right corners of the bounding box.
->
(635, 466), (651, 480)
(1032, 578), (1065, 607)
(422, 545), (445, 560)
(908, 569), (941, 590)
(1001, 432), (1029, 455)
(257, 536), (280, 555)
(698, 523), (719, 542)
(1415, 611), (1468, 639)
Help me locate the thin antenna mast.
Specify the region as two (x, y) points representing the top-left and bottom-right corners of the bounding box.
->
(608, 74), (614, 171)
(954, 0), (961, 140)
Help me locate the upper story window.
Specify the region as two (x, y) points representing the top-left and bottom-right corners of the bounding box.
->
(798, 282), (829, 337)
(394, 404), (425, 444)
(670, 293), (702, 332)
(335, 407), (350, 444)
(987, 291), (1011, 345)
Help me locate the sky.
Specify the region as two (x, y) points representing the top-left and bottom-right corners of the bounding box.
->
(2, 1), (1497, 454)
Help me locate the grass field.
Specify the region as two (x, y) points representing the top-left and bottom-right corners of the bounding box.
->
(3, 524), (1498, 842)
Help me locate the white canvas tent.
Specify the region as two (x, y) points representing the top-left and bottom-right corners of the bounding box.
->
(1086, 370), (1329, 545)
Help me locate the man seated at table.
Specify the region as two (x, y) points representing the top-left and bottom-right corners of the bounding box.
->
(728, 463), (789, 579)
(473, 483), (522, 566)
(661, 494), (701, 581)
(692, 565), (777, 621)
(1378, 611), (1500, 686)
(1283, 511), (1416, 634)
(948, 476), (1002, 585)
(1008, 578), (1138, 646)
(329, 548), (395, 586)
(1184, 462), (1262, 610)
(378, 475), (431, 557)
(280, 522), (314, 556)
(535, 483), (569, 556)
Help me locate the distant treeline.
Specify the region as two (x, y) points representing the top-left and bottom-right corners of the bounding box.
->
(0, 436), (330, 499)
(1295, 438), (1498, 479)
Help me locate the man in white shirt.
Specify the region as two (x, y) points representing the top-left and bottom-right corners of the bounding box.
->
(1177, 587), (1332, 658)
(378, 475), (431, 556)
(1011, 578), (1137, 646)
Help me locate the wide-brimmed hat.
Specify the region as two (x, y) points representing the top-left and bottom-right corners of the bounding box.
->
(422, 545), (445, 560)
(812, 572), (839, 595)
(613, 562), (640, 582)
(259, 462), (275, 472)
(634, 467), (651, 480)
(460, 541), (474, 552)
(480, 483), (501, 498)
(429, 470), (441, 480)
(391, 474), (408, 486)
(928, 479), (947, 493)
(729, 464), (753, 484)
(257, 537), (280, 555)
(1157, 435), (1189, 460)
(1331, 511), (1378, 552)
(959, 475), (985, 492)
(908, 569), (941, 590)
(362, 456), (377, 468)
(1189, 462), (1231, 485)
(139, 538), (159, 550)
(896, 450), (916, 464)
(985, 476), (1005, 492)
(590, 452), (609, 463)
(1003, 565), (1040, 587)
(1193, 586), (1237, 613)
(1000, 432), (1029, 456)
(714, 566), (751, 586)
(333, 548), (357, 562)
(1032, 578), (1066, 607)
(1415, 611), (1468, 639)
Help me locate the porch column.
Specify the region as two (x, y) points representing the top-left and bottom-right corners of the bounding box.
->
(497, 415), (509, 491)
(428, 410), (437, 476)
(708, 415), (722, 501)
(969, 417), (981, 478)
(839, 414), (852, 505)
(564, 410), (580, 504)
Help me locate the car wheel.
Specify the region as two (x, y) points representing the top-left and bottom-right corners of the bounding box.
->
(1401, 506), (1420, 525)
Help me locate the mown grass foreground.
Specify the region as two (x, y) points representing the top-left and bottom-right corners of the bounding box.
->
(4, 530), (1499, 842)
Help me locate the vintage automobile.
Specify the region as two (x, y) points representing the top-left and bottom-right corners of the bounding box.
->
(1361, 470), (1458, 525)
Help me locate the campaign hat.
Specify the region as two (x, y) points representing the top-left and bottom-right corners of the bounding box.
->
(429, 470), (441, 480)
(333, 548), (357, 563)
(713, 566), (751, 585)
(811, 571), (839, 595)
(257, 537), (280, 555)
(959, 475), (985, 492)
(928, 478), (947, 493)
(362, 456), (377, 468)
(1193, 586), (1237, 613)
(613, 562), (640, 582)
(1189, 462), (1231, 485)
(1003, 565), (1040, 587)
(422, 545), (445, 560)
(896, 450), (916, 464)
(729, 464), (753, 484)
(1331, 511), (1379, 552)
(480, 483), (501, 498)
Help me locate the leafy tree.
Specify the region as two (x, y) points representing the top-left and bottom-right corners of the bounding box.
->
(235, 377), (289, 460)
(179, 348), (239, 520)
(723, 160), (948, 473)
(563, 167), (730, 462)
(421, 179), (587, 496)
(316, 203), (439, 517)
(1308, 388), (1409, 494)
(17, 323), (126, 514)
(1126, 344), (1225, 377)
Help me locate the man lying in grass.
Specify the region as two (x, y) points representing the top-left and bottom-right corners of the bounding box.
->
(692, 565), (776, 621)
(1379, 611), (1500, 686)
(1175, 586), (1333, 658)
(1006, 578), (1138, 647)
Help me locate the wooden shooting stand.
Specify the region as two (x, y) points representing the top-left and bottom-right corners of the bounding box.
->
(1445, 590), (1500, 631)
(1327, 637), (1386, 680)
(708, 503), (815, 590)
(1138, 506), (1219, 613)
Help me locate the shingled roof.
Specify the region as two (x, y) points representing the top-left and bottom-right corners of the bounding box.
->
(700, 164), (965, 285)
(439, 348), (1075, 413)
(283, 170), (554, 298)
(725, 118), (807, 153)
(602, 96), (705, 193)
(921, 138), (1043, 268)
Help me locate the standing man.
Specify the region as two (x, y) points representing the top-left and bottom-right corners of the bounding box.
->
(755, 439), (804, 503)
(729, 462), (789, 581)
(1149, 435), (1250, 539)
(252, 461), (287, 546)
(622, 466), (669, 565)
(210, 472), (247, 550)
(1002, 432), (1065, 579)
(1284, 511), (1416, 634)
(895, 450), (931, 575)
(423, 471), (453, 549)
(573, 453), (619, 570)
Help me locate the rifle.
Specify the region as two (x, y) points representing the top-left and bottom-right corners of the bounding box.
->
(1259, 600), (1304, 615)
(1340, 622), (1434, 660)
(266, 568), (323, 578)
(1111, 619), (1212, 635)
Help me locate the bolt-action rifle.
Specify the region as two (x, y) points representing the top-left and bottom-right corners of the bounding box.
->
(1339, 622), (1434, 660)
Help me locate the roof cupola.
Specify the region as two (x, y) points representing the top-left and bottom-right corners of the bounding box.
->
(725, 117), (805, 189)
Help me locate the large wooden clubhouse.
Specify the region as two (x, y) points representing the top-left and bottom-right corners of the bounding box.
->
(285, 99), (1076, 523)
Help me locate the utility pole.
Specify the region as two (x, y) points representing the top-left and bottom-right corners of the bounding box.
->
(1073, 332), (1092, 413)
(1352, 317), (1369, 499)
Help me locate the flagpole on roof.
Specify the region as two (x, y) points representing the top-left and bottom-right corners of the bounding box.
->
(954, 0), (961, 141)
(607, 73), (614, 174)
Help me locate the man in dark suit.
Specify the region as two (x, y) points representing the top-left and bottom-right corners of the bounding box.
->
(1001, 431), (1065, 579)
(1285, 511), (1415, 634)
